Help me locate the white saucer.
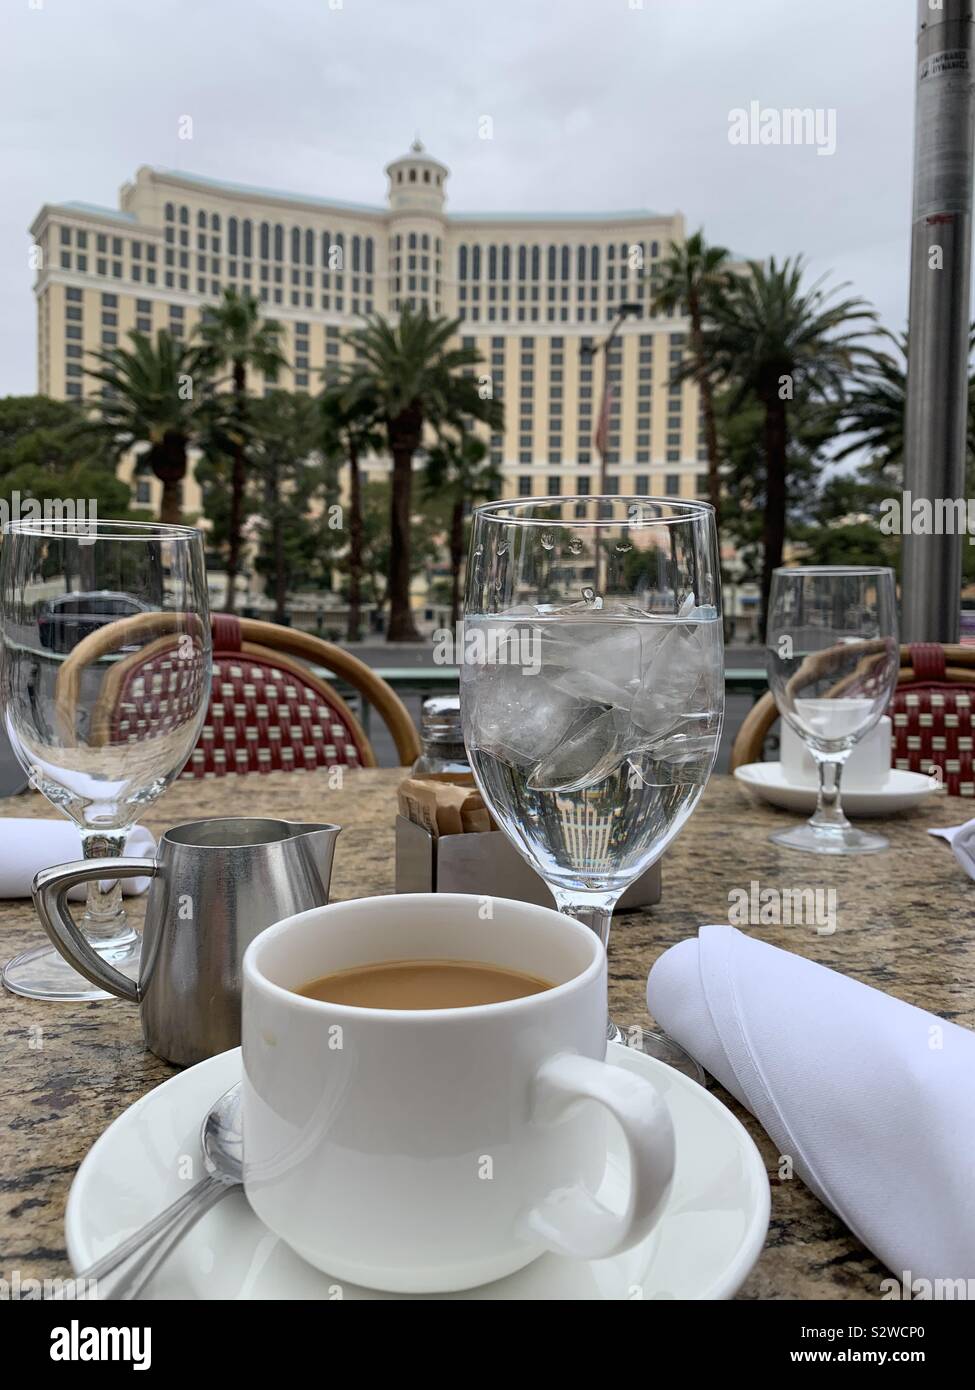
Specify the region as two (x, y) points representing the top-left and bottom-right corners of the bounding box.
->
(66, 1043), (769, 1301)
(734, 762), (938, 817)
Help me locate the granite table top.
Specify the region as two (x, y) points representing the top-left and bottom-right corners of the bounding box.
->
(1, 769), (971, 1300)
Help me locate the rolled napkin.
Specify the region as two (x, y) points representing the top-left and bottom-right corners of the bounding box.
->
(928, 818), (975, 879)
(647, 925), (975, 1283)
(0, 820), (156, 900)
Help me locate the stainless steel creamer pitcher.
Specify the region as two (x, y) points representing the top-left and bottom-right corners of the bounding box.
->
(33, 817), (339, 1066)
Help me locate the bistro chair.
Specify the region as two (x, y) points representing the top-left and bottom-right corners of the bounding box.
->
(729, 642), (975, 797)
(57, 613), (421, 777)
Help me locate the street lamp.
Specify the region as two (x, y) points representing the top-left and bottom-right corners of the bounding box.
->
(580, 302), (643, 502)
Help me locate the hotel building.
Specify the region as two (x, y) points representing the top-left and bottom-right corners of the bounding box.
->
(30, 141), (710, 522)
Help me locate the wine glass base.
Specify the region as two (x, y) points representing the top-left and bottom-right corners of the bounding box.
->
(770, 822), (888, 856)
(1, 937), (141, 1002)
(609, 1017), (707, 1086)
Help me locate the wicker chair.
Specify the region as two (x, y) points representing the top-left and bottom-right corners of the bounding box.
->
(730, 642), (975, 797)
(58, 613), (421, 777)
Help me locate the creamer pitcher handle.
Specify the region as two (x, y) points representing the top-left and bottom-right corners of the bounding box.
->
(33, 858), (158, 1002)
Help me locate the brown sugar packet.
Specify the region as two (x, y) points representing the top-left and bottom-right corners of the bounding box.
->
(398, 778), (492, 837)
(397, 777), (441, 835)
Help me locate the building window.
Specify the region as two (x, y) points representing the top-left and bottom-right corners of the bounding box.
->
(665, 473), (681, 492)
(518, 475), (532, 495)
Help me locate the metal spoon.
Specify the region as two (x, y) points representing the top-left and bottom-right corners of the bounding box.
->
(66, 1083), (242, 1300)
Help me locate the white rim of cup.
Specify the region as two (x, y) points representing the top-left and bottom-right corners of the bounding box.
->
(242, 893), (607, 1024)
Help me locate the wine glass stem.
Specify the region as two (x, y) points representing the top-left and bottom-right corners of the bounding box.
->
(550, 889), (621, 1043)
(810, 756), (849, 831)
(550, 888), (616, 949)
(80, 831), (132, 945)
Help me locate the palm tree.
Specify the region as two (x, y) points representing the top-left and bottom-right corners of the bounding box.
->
(651, 230), (731, 528)
(835, 327), (975, 484)
(424, 435), (502, 626)
(85, 329), (204, 524)
(194, 289), (287, 612)
(321, 371), (385, 642)
(703, 256), (877, 632)
(343, 305), (503, 641)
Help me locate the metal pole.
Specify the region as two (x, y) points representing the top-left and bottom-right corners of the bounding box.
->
(902, 0), (975, 642)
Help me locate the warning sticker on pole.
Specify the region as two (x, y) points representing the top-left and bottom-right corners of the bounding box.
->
(920, 49), (971, 81)
(913, 48), (975, 220)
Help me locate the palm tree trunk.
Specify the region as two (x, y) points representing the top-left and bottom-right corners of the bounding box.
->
(449, 496), (465, 627)
(159, 478), (183, 526)
(346, 439), (363, 643)
(386, 409), (422, 642)
(760, 388), (788, 640)
(689, 295), (722, 534)
(224, 360), (247, 615)
(153, 433), (187, 526)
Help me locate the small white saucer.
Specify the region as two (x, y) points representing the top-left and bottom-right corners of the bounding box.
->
(66, 1044), (770, 1301)
(734, 762), (938, 817)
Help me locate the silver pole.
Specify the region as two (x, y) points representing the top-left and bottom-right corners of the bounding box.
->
(902, 0), (975, 643)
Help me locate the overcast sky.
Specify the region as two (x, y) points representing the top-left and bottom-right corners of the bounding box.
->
(1, 0), (920, 395)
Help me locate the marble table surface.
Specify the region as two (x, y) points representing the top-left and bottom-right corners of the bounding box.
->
(1, 769), (971, 1300)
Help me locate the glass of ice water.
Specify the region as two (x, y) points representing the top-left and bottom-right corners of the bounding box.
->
(766, 565), (899, 855)
(460, 496), (723, 1064)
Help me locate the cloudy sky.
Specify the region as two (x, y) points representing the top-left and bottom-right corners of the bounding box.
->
(1, 0), (919, 394)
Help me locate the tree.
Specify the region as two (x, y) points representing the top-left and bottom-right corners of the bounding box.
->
(0, 394), (133, 525)
(651, 230), (731, 529)
(703, 257), (877, 633)
(834, 327), (975, 488)
(358, 478), (452, 622)
(194, 289), (287, 612)
(84, 330), (205, 524)
(423, 434), (502, 625)
(320, 371), (385, 642)
(342, 305), (503, 641)
(247, 392), (337, 624)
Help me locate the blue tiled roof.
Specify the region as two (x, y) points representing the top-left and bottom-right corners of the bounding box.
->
(56, 201), (137, 222)
(154, 169), (385, 216)
(449, 209), (663, 222)
(152, 170), (665, 224)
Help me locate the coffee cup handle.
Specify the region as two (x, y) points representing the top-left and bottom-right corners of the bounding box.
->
(520, 1052), (676, 1261)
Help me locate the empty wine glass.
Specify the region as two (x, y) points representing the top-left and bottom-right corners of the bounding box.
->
(766, 565), (899, 854)
(460, 496), (723, 1078)
(0, 518), (211, 1000)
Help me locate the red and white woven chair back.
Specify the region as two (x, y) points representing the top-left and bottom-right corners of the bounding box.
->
(890, 643), (975, 797)
(183, 649), (364, 778)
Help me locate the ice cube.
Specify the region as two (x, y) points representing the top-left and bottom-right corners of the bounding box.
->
(527, 707), (625, 792)
(541, 622), (642, 710)
(631, 623), (712, 736)
(462, 660), (583, 765)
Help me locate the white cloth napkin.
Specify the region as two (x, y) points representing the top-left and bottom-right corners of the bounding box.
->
(928, 818), (975, 878)
(0, 820), (156, 899)
(647, 924), (975, 1283)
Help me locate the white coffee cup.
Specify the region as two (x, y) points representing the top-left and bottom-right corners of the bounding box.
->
(780, 711), (892, 791)
(241, 893), (675, 1294)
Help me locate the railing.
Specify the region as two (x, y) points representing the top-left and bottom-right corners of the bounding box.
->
(323, 665), (769, 742)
